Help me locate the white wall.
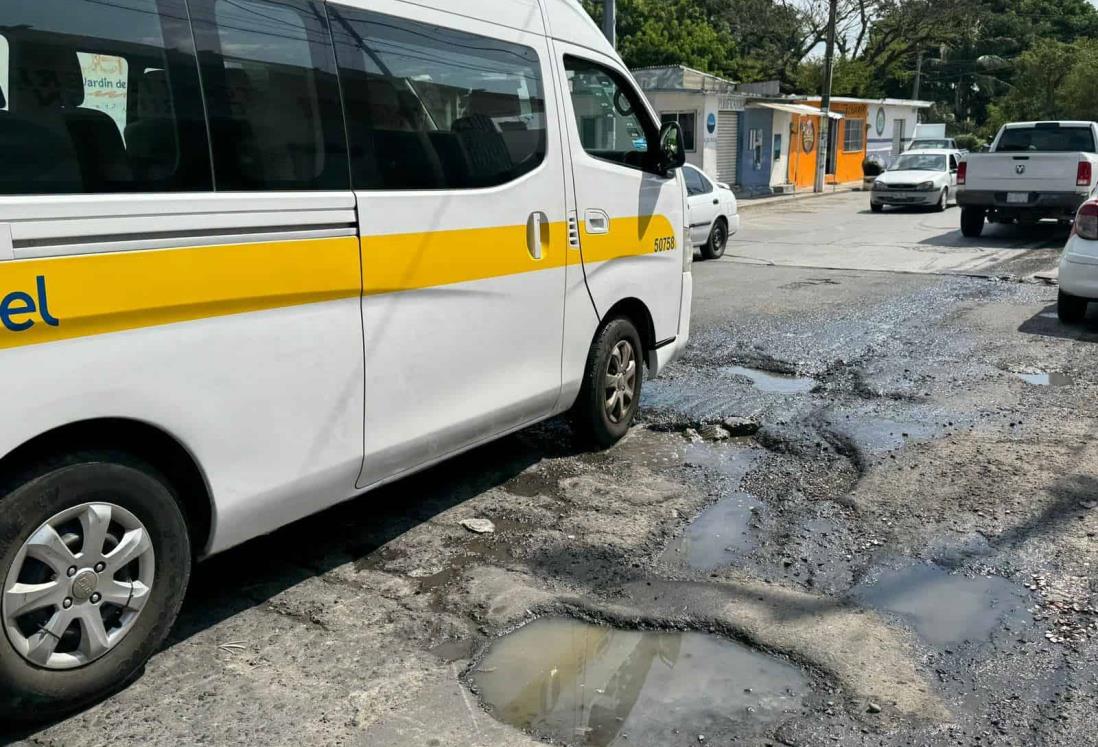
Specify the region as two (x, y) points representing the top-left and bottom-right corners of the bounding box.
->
(771, 110), (792, 186)
(866, 104), (923, 166)
(643, 90), (707, 170)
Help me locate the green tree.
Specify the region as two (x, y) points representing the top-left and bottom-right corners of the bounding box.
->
(987, 37), (1098, 127)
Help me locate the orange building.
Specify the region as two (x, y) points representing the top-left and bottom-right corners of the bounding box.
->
(787, 100), (870, 189)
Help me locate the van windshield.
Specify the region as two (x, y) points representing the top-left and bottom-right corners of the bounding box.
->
(996, 126), (1096, 153)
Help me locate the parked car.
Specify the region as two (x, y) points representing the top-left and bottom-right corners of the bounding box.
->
(870, 149), (962, 212)
(1057, 195), (1098, 322)
(957, 121), (1098, 237)
(683, 163), (739, 260)
(909, 138), (958, 151)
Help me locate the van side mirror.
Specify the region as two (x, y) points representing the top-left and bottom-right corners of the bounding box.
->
(656, 121), (687, 175)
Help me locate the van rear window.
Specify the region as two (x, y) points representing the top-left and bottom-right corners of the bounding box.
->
(329, 6), (547, 191)
(997, 126), (1096, 153)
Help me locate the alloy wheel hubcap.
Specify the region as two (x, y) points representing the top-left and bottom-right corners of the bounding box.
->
(604, 340), (637, 424)
(2, 502), (155, 670)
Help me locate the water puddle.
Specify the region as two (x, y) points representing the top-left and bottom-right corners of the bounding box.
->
(661, 492), (763, 570)
(834, 417), (938, 455)
(850, 562), (1032, 646)
(722, 365), (817, 394)
(1014, 371), (1071, 387)
(683, 442), (761, 482)
(470, 618), (808, 746)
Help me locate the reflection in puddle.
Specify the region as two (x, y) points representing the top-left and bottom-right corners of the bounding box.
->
(1015, 371), (1072, 387)
(722, 366), (817, 394)
(662, 492), (762, 570)
(836, 417), (937, 454)
(683, 442), (761, 482)
(850, 563), (1031, 646)
(472, 618), (808, 746)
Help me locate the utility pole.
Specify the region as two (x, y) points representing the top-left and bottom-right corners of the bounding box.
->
(814, 0), (838, 193)
(912, 49), (923, 100)
(602, 0), (616, 48)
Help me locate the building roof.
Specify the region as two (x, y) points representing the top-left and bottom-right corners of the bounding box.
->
(800, 96), (933, 108)
(747, 101), (842, 119)
(632, 65), (739, 94)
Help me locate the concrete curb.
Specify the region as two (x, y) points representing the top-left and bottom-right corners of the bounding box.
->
(738, 185), (862, 212)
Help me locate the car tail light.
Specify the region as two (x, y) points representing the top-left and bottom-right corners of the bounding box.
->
(1077, 201), (1098, 240)
(1078, 161), (1093, 187)
(957, 161), (967, 185)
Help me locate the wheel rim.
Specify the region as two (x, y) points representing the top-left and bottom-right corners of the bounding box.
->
(604, 339), (638, 424)
(3, 502), (155, 670)
(713, 224), (726, 252)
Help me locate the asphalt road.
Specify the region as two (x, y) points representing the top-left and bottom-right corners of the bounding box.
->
(8, 196), (1096, 747)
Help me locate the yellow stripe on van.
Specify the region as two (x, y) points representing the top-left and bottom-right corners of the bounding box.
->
(0, 215), (677, 350)
(0, 237), (361, 351)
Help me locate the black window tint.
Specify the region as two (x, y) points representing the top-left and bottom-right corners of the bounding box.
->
(662, 112), (696, 152)
(189, 0), (348, 191)
(0, 0), (211, 195)
(565, 56), (656, 173)
(683, 166), (704, 196)
(329, 7), (547, 191)
(997, 126), (1096, 153)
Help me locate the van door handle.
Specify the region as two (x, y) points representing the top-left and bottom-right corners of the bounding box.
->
(0, 224), (13, 262)
(584, 209), (610, 235)
(526, 211), (547, 260)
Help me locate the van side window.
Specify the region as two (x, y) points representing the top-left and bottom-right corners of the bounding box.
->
(564, 57), (657, 173)
(0, 0), (212, 195)
(189, 0), (348, 191)
(329, 6), (547, 191)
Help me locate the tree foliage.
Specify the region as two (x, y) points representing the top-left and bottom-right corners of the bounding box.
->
(584, 0), (1098, 132)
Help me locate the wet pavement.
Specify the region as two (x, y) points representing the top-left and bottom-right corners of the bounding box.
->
(9, 195), (1098, 747)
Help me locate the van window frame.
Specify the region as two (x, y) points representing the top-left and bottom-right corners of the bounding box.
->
(562, 54), (661, 177)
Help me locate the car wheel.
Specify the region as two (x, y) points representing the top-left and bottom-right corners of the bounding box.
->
(935, 188), (948, 212)
(870, 202), (883, 213)
(0, 452), (191, 722)
(572, 317), (644, 449)
(960, 207), (985, 237)
(701, 219), (728, 260)
(1057, 290), (1088, 324)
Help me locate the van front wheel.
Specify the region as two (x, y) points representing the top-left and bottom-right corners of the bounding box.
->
(0, 453), (191, 722)
(573, 317), (644, 448)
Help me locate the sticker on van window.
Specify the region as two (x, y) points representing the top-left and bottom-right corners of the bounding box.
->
(633, 138), (648, 151)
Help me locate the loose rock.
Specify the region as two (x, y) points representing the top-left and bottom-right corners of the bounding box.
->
(460, 518), (496, 534)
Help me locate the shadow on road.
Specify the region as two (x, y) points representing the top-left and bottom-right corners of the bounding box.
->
(1019, 303), (1098, 342)
(169, 419), (579, 646)
(916, 222), (1069, 250)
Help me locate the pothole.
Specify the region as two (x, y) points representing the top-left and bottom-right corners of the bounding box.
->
(661, 492), (764, 570)
(683, 441), (762, 482)
(1014, 371), (1072, 387)
(722, 365), (818, 394)
(469, 617), (809, 746)
(849, 561), (1032, 647)
(830, 417), (939, 455)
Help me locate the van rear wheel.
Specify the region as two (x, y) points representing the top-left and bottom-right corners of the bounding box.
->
(573, 317), (644, 448)
(0, 453), (191, 722)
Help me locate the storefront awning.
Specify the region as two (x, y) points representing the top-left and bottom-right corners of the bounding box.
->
(749, 102), (843, 119)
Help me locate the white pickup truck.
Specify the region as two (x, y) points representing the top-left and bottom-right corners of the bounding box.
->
(956, 121), (1098, 237)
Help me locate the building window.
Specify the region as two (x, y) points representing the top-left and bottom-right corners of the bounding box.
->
(748, 128), (764, 170)
(661, 111), (696, 152)
(843, 118), (865, 152)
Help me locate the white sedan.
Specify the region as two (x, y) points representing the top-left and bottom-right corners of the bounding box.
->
(683, 163), (739, 260)
(1057, 196), (1098, 322)
(870, 149), (962, 212)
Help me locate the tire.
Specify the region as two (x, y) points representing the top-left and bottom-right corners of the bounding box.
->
(700, 219), (728, 260)
(960, 207), (985, 237)
(0, 453), (191, 722)
(870, 202), (883, 213)
(1057, 290), (1088, 324)
(934, 188), (948, 212)
(572, 317), (644, 448)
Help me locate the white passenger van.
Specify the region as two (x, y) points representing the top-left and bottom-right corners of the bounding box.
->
(0, 0), (691, 718)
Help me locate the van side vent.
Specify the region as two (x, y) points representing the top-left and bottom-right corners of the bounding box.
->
(567, 212), (580, 248)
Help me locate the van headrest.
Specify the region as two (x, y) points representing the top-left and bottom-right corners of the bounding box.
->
(136, 69), (171, 118)
(469, 89), (521, 119)
(17, 43), (85, 110)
